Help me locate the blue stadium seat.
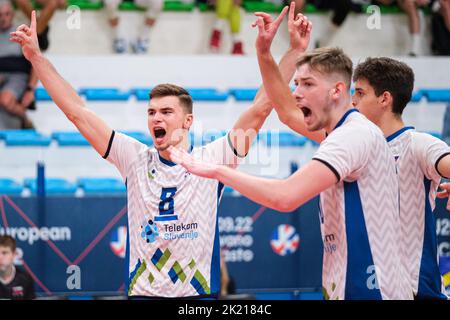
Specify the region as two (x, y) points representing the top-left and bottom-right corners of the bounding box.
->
(4, 131), (51, 146)
(131, 88), (152, 101)
(77, 177), (126, 194)
(223, 186), (234, 195)
(186, 88), (228, 101)
(120, 131), (153, 146)
(229, 88), (258, 101)
(260, 132), (307, 147)
(24, 178), (77, 195)
(35, 88), (52, 101)
(0, 129), (37, 139)
(52, 131), (90, 146)
(422, 89), (450, 102)
(79, 88), (131, 101)
(411, 91), (423, 102)
(0, 178), (23, 195)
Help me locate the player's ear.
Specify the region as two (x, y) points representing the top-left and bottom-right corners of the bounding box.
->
(380, 91), (392, 110)
(331, 82), (345, 99)
(183, 114), (193, 130)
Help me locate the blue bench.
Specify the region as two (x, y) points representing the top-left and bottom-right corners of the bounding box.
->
(79, 88), (131, 101)
(229, 88), (258, 101)
(3, 131), (51, 146)
(52, 131), (90, 146)
(35, 88), (52, 101)
(131, 88), (152, 101)
(422, 89), (450, 103)
(187, 88), (229, 101)
(0, 178), (23, 195)
(120, 131), (153, 146)
(77, 177), (126, 194)
(24, 178), (77, 195)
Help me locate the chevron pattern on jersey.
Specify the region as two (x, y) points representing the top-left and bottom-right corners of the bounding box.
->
(168, 261), (187, 284)
(358, 131), (411, 299)
(151, 248), (172, 271)
(128, 259), (147, 295)
(120, 137), (234, 297)
(190, 270), (211, 295)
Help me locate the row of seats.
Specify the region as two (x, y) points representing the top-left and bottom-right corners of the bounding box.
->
(0, 130), (317, 147)
(34, 87), (450, 103)
(29, 0), (411, 14)
(0, 177), (235, 195)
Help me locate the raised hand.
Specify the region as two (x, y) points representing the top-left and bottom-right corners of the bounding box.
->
(168, 146), (219, 179)
(9, 11), (41, 62)
(288, 2), (312, 52)
(437, 182), (450, 210)
(252, 5), (289, 55)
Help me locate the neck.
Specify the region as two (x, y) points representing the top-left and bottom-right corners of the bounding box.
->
(325, 96), (353, 134)
(158, 134), (190, 161)
(378, 113), (405, 138)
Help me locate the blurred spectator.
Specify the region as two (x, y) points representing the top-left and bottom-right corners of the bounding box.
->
(104, 0), (163, 54)
(220, 249), (235, 297)
(0, 235), (35, 300)
(442, 103), (450, 145)
(291, 0), (368, 48)
(12, 0), (66, 51)
(375, 0), (431, 56)
(430, 0), (450, 55)
(208, 0), (245, 54)
(0, 0), (37, 129)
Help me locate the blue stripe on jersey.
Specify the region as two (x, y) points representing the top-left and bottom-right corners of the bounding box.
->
(385, 126), (415, 142)
(210, 182), (224, 295)
(417, 178), (447, 299)
(125, 216), (130, 295)
(334, 109), (358, 131)
(344, 181), (382, 300)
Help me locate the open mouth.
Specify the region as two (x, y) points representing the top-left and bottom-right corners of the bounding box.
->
(153, 127), (166, 141)
(301, 107), (312, 118)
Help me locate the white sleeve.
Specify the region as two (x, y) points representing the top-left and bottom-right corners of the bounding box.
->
(103, 131), (148, 181)
(413, 132), (450, 180)
(312, 126), (371, 182)
(199, 133), (244, 168)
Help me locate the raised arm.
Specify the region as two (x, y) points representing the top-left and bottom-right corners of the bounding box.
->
(169, 146), (336, 212)
(229, 4), (322, 156)
(255, 1), (325, 143)
(10, 11), (112, 157)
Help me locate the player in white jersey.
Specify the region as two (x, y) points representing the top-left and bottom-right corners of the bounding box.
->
(168, 29), (413, 298)
(10, 7), (312, 298)
(351, 57), (450, 299)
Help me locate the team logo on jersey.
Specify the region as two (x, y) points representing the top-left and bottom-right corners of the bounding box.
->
(141, 219), (159, 243)
(110, 226), (127, 258)
(270, 224), (300, 256)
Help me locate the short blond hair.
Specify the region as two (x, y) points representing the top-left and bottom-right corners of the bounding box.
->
(296, 47), (353, 89)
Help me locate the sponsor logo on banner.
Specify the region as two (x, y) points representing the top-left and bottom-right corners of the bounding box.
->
(110, 226), (127, 258)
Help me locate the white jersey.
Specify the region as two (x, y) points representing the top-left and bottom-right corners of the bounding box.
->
(387, 127), (450, 299)
(313, 109), (412, 300)
(105, 131), (241, 298)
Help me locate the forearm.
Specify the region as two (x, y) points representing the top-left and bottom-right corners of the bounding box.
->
(30, 54), (85, 120)
(213, 165), (292, 211)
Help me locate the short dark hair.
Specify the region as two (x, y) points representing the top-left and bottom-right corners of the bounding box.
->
(0, 235), (16, 252)
(353, 57), (415, 116)
(149, 84), (193, 114)
(296, 47), (353, 89)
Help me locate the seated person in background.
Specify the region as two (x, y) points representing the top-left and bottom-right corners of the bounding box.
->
(0, 235), (36, 300)
(291, 0), (367, 48)
(0, 0), (36, 129)
(104, 0), (163, 54)
(430, 0), (450, 55)
(208, 0), (245, 54)
(376, 0), (431, 56)
(12, 0), (66, 51)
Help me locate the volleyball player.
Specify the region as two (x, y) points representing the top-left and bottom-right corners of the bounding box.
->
(9, 6), (310, 298)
